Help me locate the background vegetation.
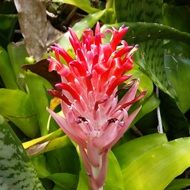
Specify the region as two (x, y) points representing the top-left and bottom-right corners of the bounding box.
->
(0, 0), (190, 189)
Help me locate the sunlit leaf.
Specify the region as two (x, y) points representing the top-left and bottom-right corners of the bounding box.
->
(7, 42), (28, 77)
(25, 71), (53, 136)
(113, 133), (167, 168)
(23, 128), (63, 149)
(53, 0), (98, 14)
(26, 135), (70, 157)
(0, 89), (39, 137)
(121, 137), (190, 190)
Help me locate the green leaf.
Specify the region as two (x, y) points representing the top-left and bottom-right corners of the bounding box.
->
(160, 92), (189, 139)
(48, 173), (78, 190)
(114, 0), (162, 23)
(163, 4), (190, 33)
(0, 116), (44, 190)
(52, 0), (98, 14)
(76, 169), (89, 190)
(102, 22), (190, 99)
(128, 65), (153, 98)
(0, 47), (18, 88)
(104, 152), (124, 190)
(7, 42), (28, 79)
(0, 89), (39, 137)
(135, 94), (160, 122)
(166, 179), (190, 190)
(164, 55), (190, 113)
(23, 128), (63, 149)
(46, 145), (80, 175)
(25, 71), (52, 136)
(113, 133), (167, 168)
(26, 135), (71, 157)
(58, 10), (106, 49)
(31, 155), (50, 178)
(125, 22), (190, 45)
(121, 137), (190, 190)
(77, 151), (124, 190)
(53, 186), (63, 190)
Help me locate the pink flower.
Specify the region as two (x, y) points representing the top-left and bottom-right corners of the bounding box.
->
(48, 23), (145, 190)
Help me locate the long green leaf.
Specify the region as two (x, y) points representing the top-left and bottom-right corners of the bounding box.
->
(0, 47), (18, 88)
(113, 133), (167, 168)
(0, 89), (39, 137)
(104, 152), (124, 190)
(0, 116), (44, 190)
(122, 137), (190, 190)
(164, 55), (190, 113)
(23, 128), (63, 149)
(7, 42), (28, 79)
(25, 71), (52, 136)
(48, 173), (78, 190)
(26, 135), (71, 157)
(53, 0), (98, 14)
(125, 22), (190, 45)
(160, 92), (189, 139)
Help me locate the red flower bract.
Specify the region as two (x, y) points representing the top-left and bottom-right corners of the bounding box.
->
(48, 23), (145, 190)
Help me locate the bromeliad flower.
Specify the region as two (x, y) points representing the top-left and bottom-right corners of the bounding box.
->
(48, 23), (145, 190)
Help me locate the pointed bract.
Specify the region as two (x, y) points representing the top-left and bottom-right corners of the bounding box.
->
(48, 23), (145, 190)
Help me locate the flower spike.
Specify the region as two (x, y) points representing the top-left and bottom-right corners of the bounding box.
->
(48, 23), (145, 190)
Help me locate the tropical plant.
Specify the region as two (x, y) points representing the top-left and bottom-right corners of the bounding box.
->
(0, 0), (190, 190)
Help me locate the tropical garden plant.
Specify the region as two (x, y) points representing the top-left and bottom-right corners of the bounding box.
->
(0, 0), (190, 190)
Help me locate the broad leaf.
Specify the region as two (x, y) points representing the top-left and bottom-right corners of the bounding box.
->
(135, 94), (160, 123)
(0, 116), (44, 190)
(7, 42), (28, 78)
(46, 145), (80, 175)
(25, 71), (53, 136)
(128, 66), (153, 98)
(122, 137), (190, 190)
(53, 0), (98, 14)
(0, 88), (39, 137)
(164, 55), (190, 113)
(48, 173), (78, 190)
(160, 92), (189, 139)
(113, 133), (167, 168)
